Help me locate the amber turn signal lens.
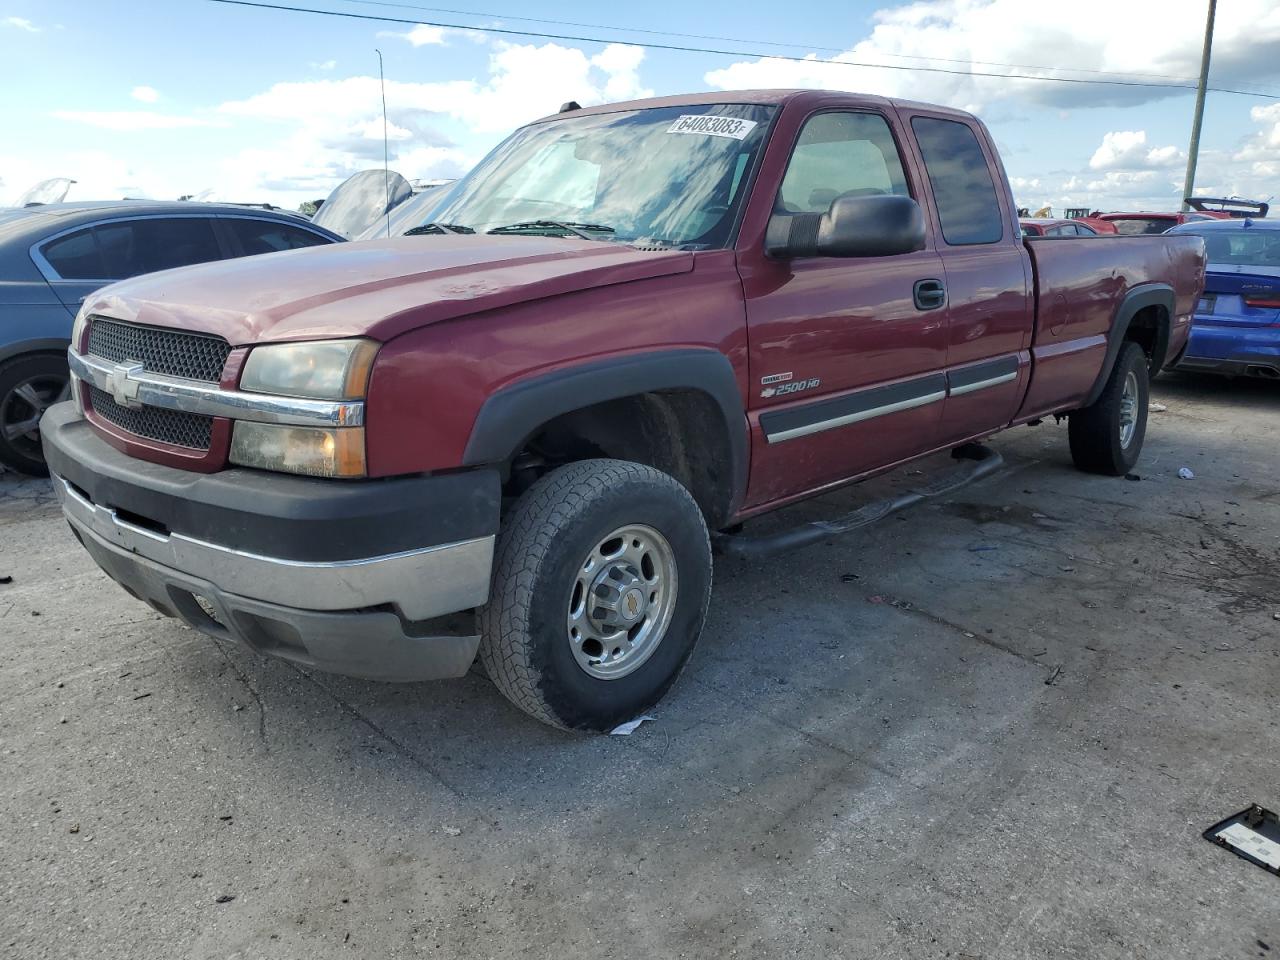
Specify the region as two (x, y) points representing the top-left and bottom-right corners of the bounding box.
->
(229, 423), (366, 478)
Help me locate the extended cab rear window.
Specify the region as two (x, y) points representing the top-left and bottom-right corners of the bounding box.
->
(911, 117), (1005, 246)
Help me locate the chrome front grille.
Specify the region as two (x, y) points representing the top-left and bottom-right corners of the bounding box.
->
(89, 386), (214, 451)
(87, 318), (231, 383)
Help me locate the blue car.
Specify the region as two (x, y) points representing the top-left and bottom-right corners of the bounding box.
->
(0, 201), (342, 474)
(1167, 218), (1280, 380)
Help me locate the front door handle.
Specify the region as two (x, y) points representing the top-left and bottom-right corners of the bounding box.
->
(913, 278), (946, 311)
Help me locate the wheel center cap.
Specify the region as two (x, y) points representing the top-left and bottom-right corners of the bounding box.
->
(621, 588), (645, 621)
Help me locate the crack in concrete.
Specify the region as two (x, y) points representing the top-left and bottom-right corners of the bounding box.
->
(873, 593), (1048, 667)
(211, 638), (269, 751)
(283, 663), (465, 800)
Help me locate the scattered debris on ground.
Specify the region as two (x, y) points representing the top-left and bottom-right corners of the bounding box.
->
(610, 715), (655, 736)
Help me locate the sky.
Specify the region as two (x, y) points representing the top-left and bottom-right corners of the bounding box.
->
(1, 0), (1278, 215)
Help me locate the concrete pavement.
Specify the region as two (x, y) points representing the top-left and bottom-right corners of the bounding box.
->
(2, 372), (1277, 959)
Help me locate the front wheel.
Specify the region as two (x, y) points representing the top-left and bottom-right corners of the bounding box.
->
(1068, 341), (1150, 476)
(478, 459), (712, 731)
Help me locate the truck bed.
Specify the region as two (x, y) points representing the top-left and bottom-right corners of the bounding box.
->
(1019, 234), (1204, 417)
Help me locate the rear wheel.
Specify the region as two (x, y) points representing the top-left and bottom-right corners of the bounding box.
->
(478, 459), (712, 731)
(1068, 341), (1149, 476)
(0, 354), (70, 476)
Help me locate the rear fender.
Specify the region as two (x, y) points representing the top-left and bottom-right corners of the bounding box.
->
(1081, 283), (1173, 407)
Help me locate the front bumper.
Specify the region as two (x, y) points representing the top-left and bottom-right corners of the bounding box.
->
(42, 402), (501, 681)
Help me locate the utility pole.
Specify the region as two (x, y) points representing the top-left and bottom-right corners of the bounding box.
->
(1181, 0), (1216, 211)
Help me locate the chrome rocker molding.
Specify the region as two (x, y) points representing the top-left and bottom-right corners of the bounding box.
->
(68, 349), (364, 428)
(762, 355), (1021, 444)
(767, 390), (945, 443)
(55, 474), (494, 622)
(948, 370), (1018, 397)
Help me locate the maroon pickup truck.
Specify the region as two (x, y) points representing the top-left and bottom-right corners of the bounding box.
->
(41, 90), (1205, 731)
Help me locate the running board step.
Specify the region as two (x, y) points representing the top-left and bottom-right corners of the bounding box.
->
(715, 443), (1004, 560)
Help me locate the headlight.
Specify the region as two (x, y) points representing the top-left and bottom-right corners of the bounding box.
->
(71, 308), (90, 353)
(240, 339), (378, 401)
(230, 423), (366, 478)
(233, 338), (377, 477)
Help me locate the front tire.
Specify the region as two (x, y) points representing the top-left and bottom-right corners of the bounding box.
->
(0, 354), (70, 476)
(478, 459), (712, 731)
(1068, 341), (1149, 476)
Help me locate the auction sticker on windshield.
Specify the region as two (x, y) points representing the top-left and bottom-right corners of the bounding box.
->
(666, 115), (758, 140)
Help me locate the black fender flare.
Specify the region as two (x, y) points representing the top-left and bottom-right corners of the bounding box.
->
(1081, 283), (1174, 408)
(463, 349), (749, 519)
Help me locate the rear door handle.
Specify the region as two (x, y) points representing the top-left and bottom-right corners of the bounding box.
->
(913, 279), (946, 311)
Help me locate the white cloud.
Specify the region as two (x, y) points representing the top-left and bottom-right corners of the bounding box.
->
(131, 85), (159, 103)
(3, 16), (39, 32)
(1088, 131), (1183, 171)
(213, 41), (652, 205)
(52, 110), (223, 131)
(1233, 102), (1280, 178)
(401, 24), (447, 47)
(1012, 104), (1280, 217)
(380, 24), (485, 46)
(704, 0), (1280, 113)
(1, 149), (185, 204)
(311, 59), (337, 71)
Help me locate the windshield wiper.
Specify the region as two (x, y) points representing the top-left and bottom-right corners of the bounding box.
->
(404, 222), (475, 236)
(487, 220), (615, 240)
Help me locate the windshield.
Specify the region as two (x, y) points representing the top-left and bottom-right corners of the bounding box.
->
(353, 184), (452, 241)
(1180, 227), (1280, 268)
(313, 169), (413, 239)
(421, 104), (776, 248)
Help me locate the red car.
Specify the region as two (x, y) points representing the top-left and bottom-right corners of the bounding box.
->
(1073, 216), (1117, 235)
(1020, 217), (1101, 237)
(1096, 211), (1221, 235)
(42, 89), (1205, 730)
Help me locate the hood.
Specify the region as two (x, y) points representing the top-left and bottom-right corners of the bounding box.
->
(84, 236), (694, 345)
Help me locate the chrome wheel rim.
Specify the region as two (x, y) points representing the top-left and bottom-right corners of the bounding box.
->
(2, 374), (69, 458)
(566, 523), (678, 680)
(1118, 371), (1139, 449)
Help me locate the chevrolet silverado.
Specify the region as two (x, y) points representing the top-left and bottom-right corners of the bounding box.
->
(42, 90), (1206, 730)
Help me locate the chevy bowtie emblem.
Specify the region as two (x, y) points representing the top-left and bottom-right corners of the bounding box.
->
(107, 362), (144, 409)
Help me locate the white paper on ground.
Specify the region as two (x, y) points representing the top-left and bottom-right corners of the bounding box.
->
(610, 715), (655, 736)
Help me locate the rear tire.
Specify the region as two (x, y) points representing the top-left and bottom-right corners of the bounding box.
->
(478, 459), (712, 732)
(1068, 342), (1149, 476)
(0, 354), (70, 476)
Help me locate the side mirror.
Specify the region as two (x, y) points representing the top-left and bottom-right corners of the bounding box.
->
(766, 194), (926, 259)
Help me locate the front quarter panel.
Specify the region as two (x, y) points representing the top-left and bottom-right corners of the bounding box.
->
(363, 250), (749, 478)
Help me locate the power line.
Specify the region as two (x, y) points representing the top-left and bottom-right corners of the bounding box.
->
(336, 0), (1273, 91)
(339, 0), (855, 54)
(206, 0), (1280, 100)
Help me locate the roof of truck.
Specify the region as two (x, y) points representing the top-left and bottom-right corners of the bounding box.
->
(530, 89), (977, 124)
